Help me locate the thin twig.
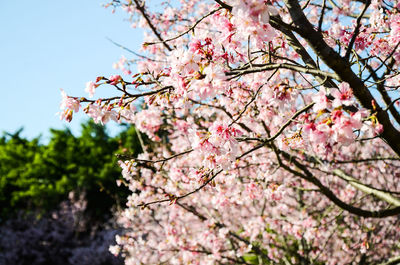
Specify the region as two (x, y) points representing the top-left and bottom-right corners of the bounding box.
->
(136, 169), (223, 207)
(344, 0), (371, 60)
(133, 0), (172, 51)
(144, 8), (221, 46)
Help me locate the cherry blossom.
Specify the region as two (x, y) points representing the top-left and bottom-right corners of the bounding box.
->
(59, 88), (80, 122)
(84, 81), (97, 98)
(60, 0), (400, 264)
(332, 82), (355, 108)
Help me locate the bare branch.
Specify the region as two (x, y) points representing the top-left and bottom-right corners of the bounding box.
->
(227, 63), (340, 80)
(144, 8), (222, 46)
(136, 169), (223, 208)
(117, 149), (194, 163)
(133, 0), (172, 51)
(345, 0), (371, 60)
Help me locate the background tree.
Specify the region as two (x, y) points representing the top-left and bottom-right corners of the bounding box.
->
(61, 0), (400, 264)
(0, 121), (144, 265)
(0, 121), (141, 221)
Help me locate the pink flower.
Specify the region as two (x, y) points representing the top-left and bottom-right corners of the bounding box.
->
(60, 89), (80, 113)
(113, 56), (132, 76)
(203, 64), (226, 85)
(390, 14), (400, 43)
(211, 124), (242, 141)
(312, 87), (331, 111)
(230, 0), (277, 45)
(231, 0), (277, 25)
(245, 182), (262, 200)
(109, 75), (121, 85)
(189, 39), (202, 53)
(84, 81), (97, 98)
(374, 122), (384, 135)
(332, 118), (355, 144)
(332, 82), (354, 108)
(85, 104), (118, 125)
(303, 122), (328, 144)
(59, 88), (80, 122)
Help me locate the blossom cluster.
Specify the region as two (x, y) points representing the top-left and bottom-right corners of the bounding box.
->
(60, 0), (400, 264)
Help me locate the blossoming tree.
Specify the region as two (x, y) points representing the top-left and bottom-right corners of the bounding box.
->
(61, 0), (400, 264)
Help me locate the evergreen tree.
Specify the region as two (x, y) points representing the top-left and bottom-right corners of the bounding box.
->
(0, 121), (141, 221)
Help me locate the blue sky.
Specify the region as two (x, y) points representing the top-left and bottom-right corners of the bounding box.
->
(0, 0), (142, 141)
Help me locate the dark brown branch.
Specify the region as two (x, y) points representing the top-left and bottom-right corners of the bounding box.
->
(106, 37), (164, 62)
(144, 8), (221, 46)
(269, 16), (338, 89)
(213, 0), (339, 92)
(214, 0), (232, 11)
(283, 0), (400, 156)
(265, 103), (314, 142)
(362, 59), (400, 125)
(344, 0), (371, 60)
(227, 63), (339, 80)
(317, 0), (327, 32)
(118, 149), (193, 163)
(175, 202), (207, 221)
(163, 246), (250, 264)
(133, 0), (172, 51)
(136, 169), (223, 207)
(190, 98), (253, 133)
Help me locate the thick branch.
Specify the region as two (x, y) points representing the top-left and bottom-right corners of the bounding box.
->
(379, 256), (400, 265)
(332, 169), (400, 207)
(269, 16), (339, 90)
(279, 151), (400, 218)
(283, 0), (400, 156)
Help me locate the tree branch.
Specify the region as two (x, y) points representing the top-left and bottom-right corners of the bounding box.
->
(344, 0), (371, 60)
(279, 151), (400, 218)
(144, 8), (222, 46)
(133, 0), (172, 51)
(332, 169), (400, 206)
(227, 63), (339, 80)
(283, 0), (400, 156)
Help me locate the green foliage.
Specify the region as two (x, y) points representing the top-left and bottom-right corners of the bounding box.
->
(0, 121), (142, 221)
(242, 253), (261, 264)
(240, 225), (326, 265)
